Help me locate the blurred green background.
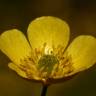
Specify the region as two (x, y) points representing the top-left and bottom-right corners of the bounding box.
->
(0, 0), (96, 96)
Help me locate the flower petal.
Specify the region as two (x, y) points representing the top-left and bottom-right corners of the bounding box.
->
(27, 16), (70, 52)
(8, 62), (27, 78)
(65, 35), (96, 75)
(0, 29), (31, 64)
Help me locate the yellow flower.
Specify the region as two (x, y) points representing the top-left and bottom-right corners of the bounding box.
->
(0, 16), (96, 84)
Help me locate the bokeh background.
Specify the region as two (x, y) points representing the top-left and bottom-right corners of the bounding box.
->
(0, 0), (96, 96)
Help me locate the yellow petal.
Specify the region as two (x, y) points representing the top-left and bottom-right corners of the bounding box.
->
(8, 63), (41, 80)
(27, 16), (70, 52)
(8, 62), (27, 78)
(65, 35), (96, 75)
(0, 29), (31, 64)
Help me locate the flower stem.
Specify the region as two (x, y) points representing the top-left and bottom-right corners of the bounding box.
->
(41, 85), (48, 96)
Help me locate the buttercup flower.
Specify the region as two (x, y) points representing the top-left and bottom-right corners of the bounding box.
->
(0, 16), (96, 84)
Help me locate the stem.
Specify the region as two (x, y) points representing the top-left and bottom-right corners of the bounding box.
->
(41, 85), (48, 96)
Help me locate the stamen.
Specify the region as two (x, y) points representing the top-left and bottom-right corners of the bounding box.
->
(50, 46), (74, 78)
(19, 56), (40, 80)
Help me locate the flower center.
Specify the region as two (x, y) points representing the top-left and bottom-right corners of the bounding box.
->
(38, 55), (59, 66)
(18, 43), (74, 81)
(38, 55), (59, 78)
